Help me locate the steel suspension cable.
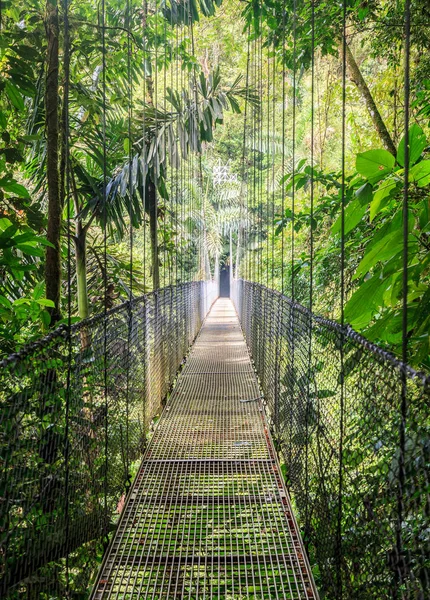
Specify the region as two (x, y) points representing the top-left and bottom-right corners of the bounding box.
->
(180, 15), (185, 284)
(154, 0), (159, 290)
(241, 32), (251, 282)
(291, 0), (297, 301)
(174, 15), (179, 284)
(337, 0), (347, 594)
(304, 0), (316, 551)
(252, 37), (257, 283)
(124, 0), (134, 491)
(258, 28), (263, 285)
(266, 44), (270, 289)
(101, 0), (109, 547)
(142, 0), (148, 288)
(281, 0), (286, 294)
(63, 0), (71, 590)
(163, 10), (168, 288)
(398, 0), (411, 585)
(271, 40), (276, 289)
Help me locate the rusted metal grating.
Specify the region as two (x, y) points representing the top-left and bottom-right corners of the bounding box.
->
(92, 299), (318, 599)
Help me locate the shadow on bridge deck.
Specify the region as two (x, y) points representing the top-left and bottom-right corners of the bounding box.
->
(92, 298), (318, 599)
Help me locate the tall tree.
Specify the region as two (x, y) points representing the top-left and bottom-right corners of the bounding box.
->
(44, 0), (62, 323)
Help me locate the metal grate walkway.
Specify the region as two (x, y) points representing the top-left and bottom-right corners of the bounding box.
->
(93, 299), (318, 599)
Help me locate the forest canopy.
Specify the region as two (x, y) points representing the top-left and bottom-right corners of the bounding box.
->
(0, 0), (429, 367)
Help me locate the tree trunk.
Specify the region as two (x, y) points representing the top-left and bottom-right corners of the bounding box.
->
(74, 225), (92, 349)
(215, 254), (220, 296)
(235, 226), (242, 280)
(343, 41), (396, 156)
(44, 1), (62, 324)
(75, 228), (89, 320)
(146, 178), (160, 290)
(204, 230), (211, 279)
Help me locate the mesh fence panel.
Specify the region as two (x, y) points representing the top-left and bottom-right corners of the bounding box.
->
(232, 279), (429, 600)
(0, 281), (217, 598)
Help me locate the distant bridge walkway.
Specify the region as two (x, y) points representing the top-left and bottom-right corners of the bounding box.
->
(92, 298), (317, 599)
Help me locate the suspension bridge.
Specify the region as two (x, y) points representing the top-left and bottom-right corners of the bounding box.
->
(1, 278), (428, 599)
(0, 0), (429, 598)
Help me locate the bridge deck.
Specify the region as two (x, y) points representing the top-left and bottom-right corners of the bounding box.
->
(93, 299), (317, 599)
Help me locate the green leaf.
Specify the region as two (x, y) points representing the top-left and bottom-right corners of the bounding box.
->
(344, 273), (388, 328)
(13, 231), (39, 244)
(36, 299), (55, 307)
(13, 298), (31, 307)
(32, 282), (45, 300)
(332, 198), (366, 235)
(418, 199), (429, 230)
(5, 81), (25, 111)
(370, 177), (399, 221)
(353, 211), (414, 279)
(356, 149), (395, 185)
(40, 309), (51, 328)
(0, 224), (18, 243)
(331, 184), (372, 235)
(0, 295), (12, 309)
(409, 160), (430, 187)
(0, 178), (30, 198)
(397, 124), (427, 167)
(355, 230), (402, 279)
(0, 218), (13, 232)
(355, 182), (373, 205)
(0, 111), (6, 129)
(17, 244), (44, 257)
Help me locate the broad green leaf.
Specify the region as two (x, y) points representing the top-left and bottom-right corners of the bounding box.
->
(397, 124), (427, 167)
(13, 232), (39, 244)
(13, 298), (31, 306)
(355, 182), (373, 204)
(17, 244), (44, 257)
(356, 149), (395, 184)
(0, 224), (18, 243)
(344, 273), (388, 328)
(20, 134), (42, 142)
(353, 211), (414, 279)
(0, 295), (12, 309)
(0, 111), (6, 129)
(409, 160), (430, 187)
(40, 309), (51, 328)
(354, 230), (402, 279)
(370, 178), (399, 221)
(0, 179), (30, 198)
(331, 183), (372, 235)
(36, 299), (55, 307)
(32, 282), (45, 300)
(418, 198), (429, 230)
(0, 218), (13, 232)
(332, 199), (366, 235)
(366, 307), (417, 345)
(5, 81), (25, 111)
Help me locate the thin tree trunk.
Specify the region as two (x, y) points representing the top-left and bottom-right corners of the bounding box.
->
(215, 254), (220, 296)
(343, 41), (396, 156)
(235, 227), (242, 280)
(75, 228), (89, 320)
(45, 1), (62, 323)
(204, 231), (211, 279)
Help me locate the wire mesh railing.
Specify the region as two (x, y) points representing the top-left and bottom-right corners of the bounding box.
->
(0, 280), (217, 598)
(232, 278), (429, 600)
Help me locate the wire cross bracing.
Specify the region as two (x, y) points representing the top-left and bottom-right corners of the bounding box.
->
(92, 298), (318, 599)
